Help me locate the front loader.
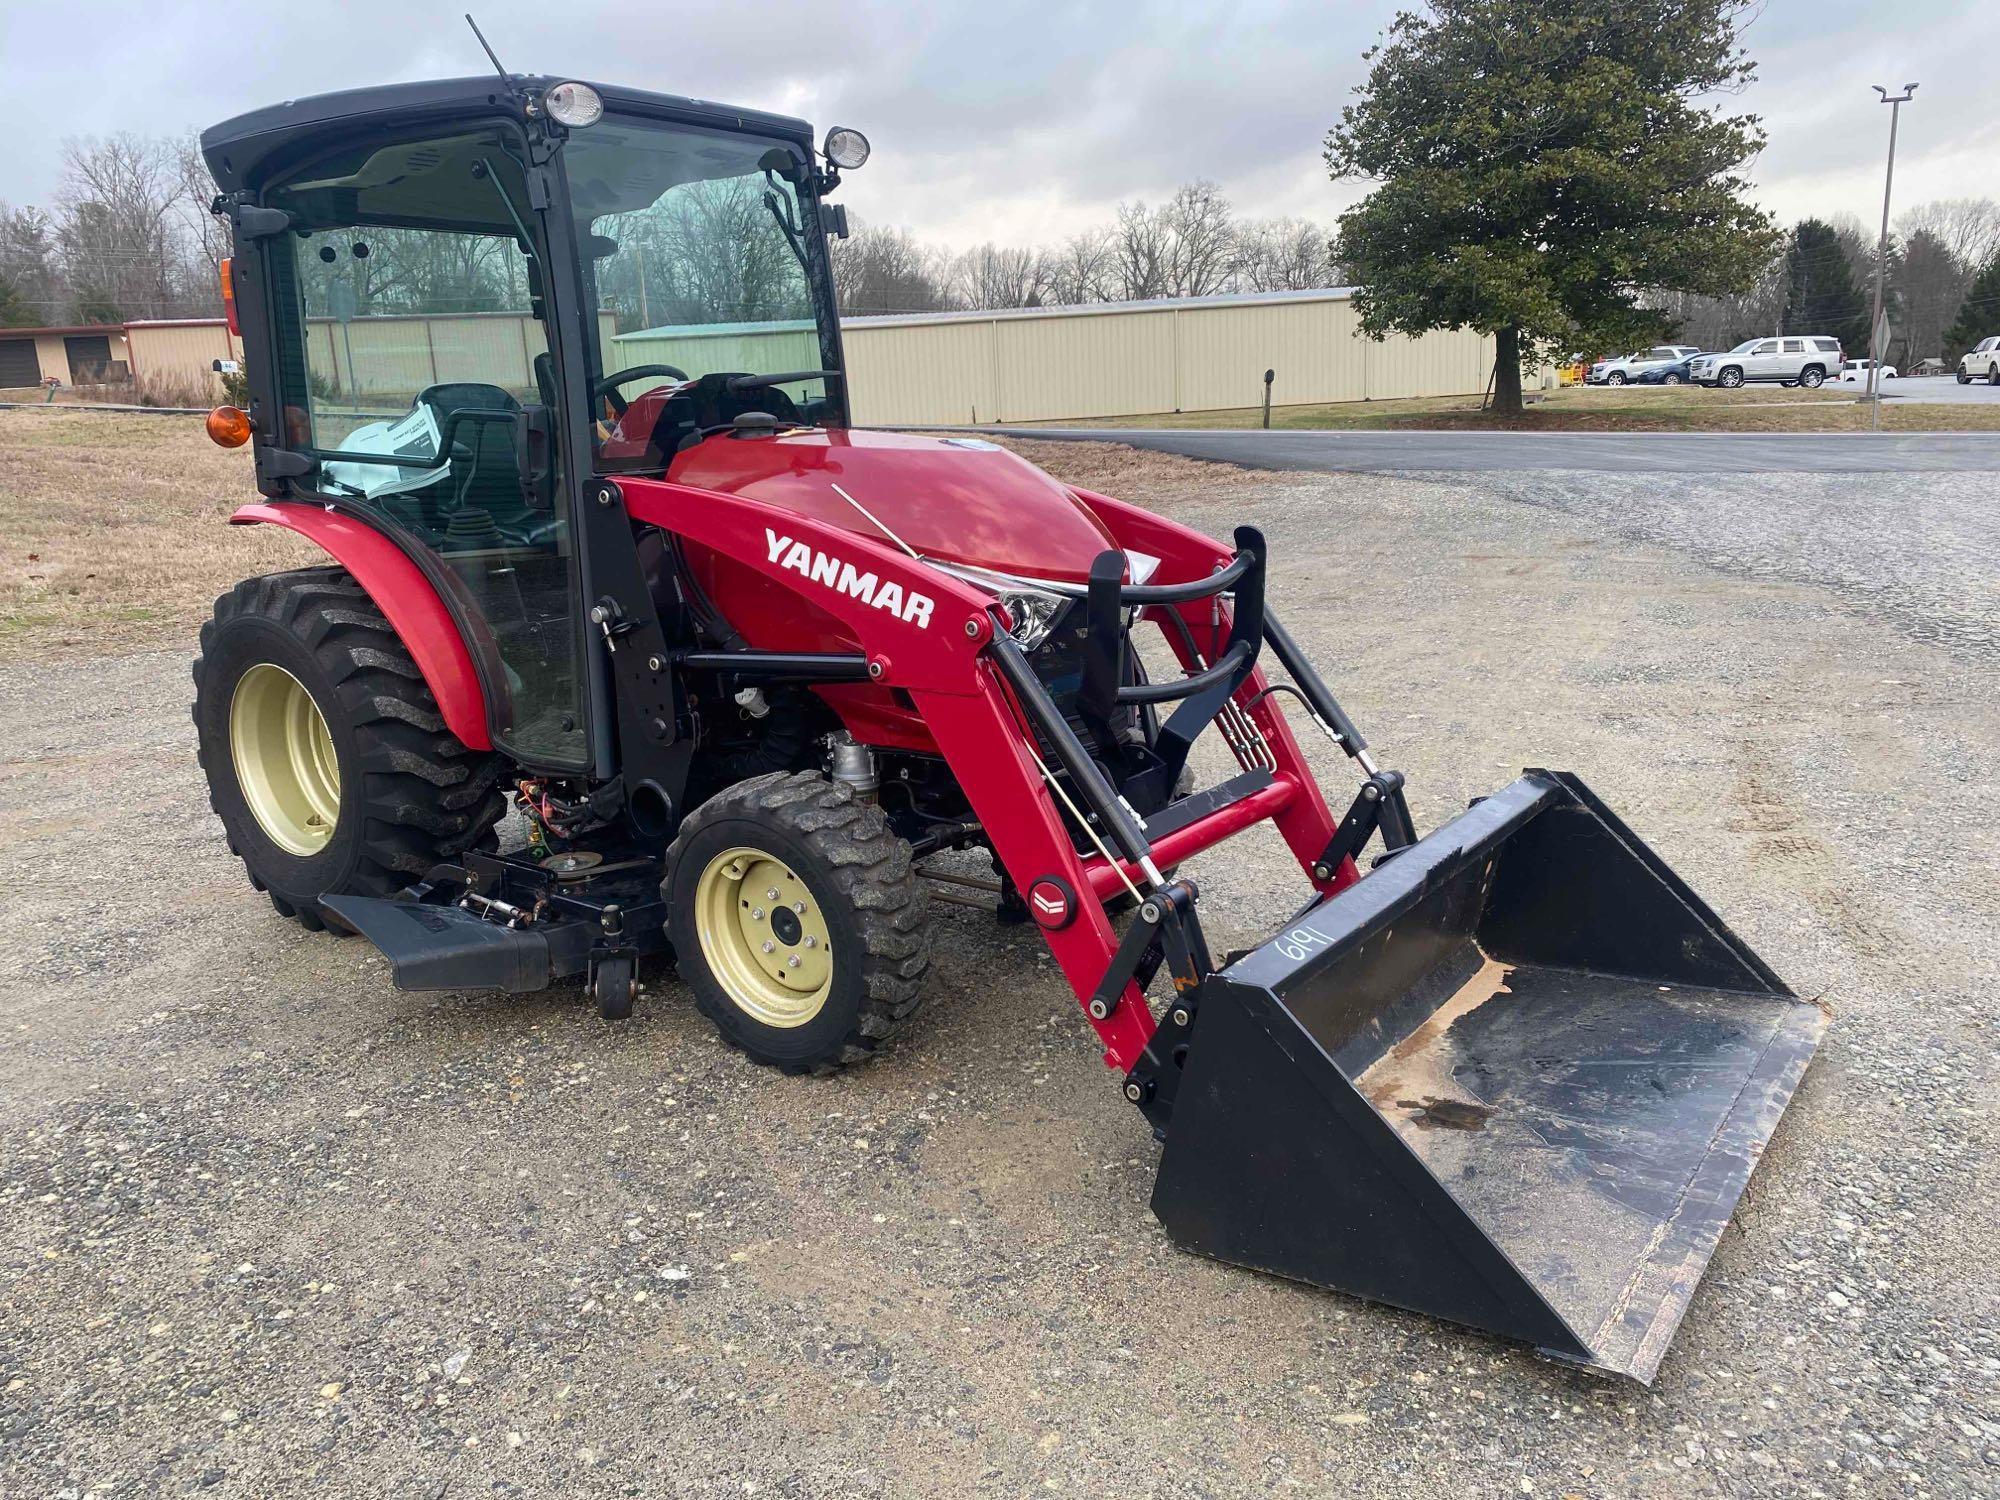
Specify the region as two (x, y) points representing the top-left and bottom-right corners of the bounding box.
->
(192, 70), (1823, 1383)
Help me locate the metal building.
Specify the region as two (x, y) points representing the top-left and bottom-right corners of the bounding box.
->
(615, 289), (1494, 426)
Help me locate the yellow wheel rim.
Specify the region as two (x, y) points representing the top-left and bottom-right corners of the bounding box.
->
(693, 846), (833, 1028)
(229, 663), (341, 857)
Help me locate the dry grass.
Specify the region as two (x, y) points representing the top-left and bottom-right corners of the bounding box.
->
(1041, 383), (2000, 432)
(0, 409), (313, 659)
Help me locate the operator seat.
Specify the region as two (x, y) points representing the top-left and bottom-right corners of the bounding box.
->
(407, 382), (541, 548)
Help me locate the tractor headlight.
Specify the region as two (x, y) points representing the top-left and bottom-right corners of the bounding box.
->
(996, 586), (1066, 650)
(544, 82), (604, 128)
(824, 126), (871, 170)
(923, 560), (1072, 650)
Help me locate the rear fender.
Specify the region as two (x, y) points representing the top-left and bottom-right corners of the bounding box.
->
(230, 501), (491, 750)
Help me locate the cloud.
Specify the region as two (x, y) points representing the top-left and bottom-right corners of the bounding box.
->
(2, 0), (1989, 252)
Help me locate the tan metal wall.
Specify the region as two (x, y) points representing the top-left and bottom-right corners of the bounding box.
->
(843, 292), (1493, 425)
(127, 314), (617, 400)
(128, 294), (1492, 420)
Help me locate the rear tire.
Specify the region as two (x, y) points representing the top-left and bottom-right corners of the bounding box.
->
(1800, 367), (1824, 388)
(665, 772), (929, 1073)
(193, 567), (507, 929)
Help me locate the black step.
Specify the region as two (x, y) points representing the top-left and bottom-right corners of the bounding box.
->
(321, 895), (552, 992)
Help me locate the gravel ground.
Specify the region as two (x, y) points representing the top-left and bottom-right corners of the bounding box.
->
(3, 461), (1998, 1498)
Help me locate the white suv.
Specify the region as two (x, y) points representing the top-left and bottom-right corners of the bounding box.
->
(1957, 336), (2000, 385)
(1588, 345), (1702, 385)
(1689, 336), (1843, 389)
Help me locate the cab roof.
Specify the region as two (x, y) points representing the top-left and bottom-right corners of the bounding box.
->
(201, 75), (815, 193)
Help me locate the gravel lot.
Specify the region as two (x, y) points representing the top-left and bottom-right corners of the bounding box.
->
(3, 451), (1997, 1498)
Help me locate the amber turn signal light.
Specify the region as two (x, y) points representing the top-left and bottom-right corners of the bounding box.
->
(207, 405), (253, 448)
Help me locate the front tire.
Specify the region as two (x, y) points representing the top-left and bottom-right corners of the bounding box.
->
(1718, 367), (1745, 389)
(1989, 364), (1999, 387)
(193, 568), (506, 929)
(1606, 371), (1626, 385)
(665, 772), (930, 1073)
(1661, 373), (1682, 385)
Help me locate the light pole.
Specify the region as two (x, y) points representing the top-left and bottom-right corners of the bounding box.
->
(1866, 83), (1917, 431)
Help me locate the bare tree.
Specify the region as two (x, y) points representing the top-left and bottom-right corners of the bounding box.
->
(829, 220), (955, 316)
(1112, 199), (1172, 300)
(55, 134), (190, 321)
(1237, 217), (1333, 292)
(1897, 197), (2000, 274)
(1046, 229), (1116, 306)
(1162, 180), (1238, 297)
(948, 243), (1052, 310)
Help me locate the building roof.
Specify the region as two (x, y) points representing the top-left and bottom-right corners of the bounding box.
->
(842, 286), (1358, 331)
(0, 324), (129, 338)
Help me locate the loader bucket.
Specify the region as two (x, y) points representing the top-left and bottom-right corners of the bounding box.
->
(1150, 771), (1824, 1383)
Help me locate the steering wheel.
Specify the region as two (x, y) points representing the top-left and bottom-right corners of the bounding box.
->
(594, 363), (689, 418)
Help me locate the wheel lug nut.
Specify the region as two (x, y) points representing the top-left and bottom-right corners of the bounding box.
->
(786, 956), (801, 969)
(751, 908), (764, 920)
(766, 887), (780, 900)
(804, 935), (817, 949)
(761, 940), (775, 953)
(793, 901), (806, 913)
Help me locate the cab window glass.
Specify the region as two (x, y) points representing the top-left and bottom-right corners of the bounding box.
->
(562, 117), (835, 471)
(264, 124), (586, 769)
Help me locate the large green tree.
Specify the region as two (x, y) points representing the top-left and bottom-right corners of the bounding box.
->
(1943, 256), (2000, 363)
(1781, 219), (1870, 351)
(1325, 0), (1777, 413)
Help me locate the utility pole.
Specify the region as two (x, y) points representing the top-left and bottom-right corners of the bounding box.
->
(1866, 83), (1917, 432)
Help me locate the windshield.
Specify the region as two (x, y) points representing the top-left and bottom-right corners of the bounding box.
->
(1727, 340), (1760, 354)
(563, 116), (837, 469)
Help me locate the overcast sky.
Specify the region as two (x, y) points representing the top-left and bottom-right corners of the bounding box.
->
(2, 0), (1994, 249)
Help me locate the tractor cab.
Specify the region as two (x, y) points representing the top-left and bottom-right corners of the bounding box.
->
(205, 76), (854, 772)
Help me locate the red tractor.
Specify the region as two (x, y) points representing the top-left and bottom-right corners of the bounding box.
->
(194, 72), (1823, 1381)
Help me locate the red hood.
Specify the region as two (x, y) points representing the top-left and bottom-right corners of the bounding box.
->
(667, 428), (1116, 582)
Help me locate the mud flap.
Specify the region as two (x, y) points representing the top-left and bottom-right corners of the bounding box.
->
(1149, 771), (1825, 1382)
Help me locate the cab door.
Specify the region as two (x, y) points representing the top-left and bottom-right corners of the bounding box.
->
(1745, 339), (1782, 380)
(257, 123), (589, 771)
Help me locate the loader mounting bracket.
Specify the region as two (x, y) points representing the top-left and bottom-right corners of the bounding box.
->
(1313, 770), (1417, 880)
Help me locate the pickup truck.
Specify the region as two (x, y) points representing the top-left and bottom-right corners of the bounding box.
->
(1958, 336), (2000, 385)
(1688, 336), (1843, 389)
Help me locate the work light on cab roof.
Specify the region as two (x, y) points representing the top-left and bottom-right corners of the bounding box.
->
(189, 47), (1826, 1388)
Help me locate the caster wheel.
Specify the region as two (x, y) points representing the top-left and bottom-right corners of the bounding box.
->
(593, 954), (637, 1021)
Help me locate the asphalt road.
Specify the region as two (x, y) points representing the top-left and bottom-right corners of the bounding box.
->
(1001, 427), (2000, 473)
(1867, 374), (2000, 405)
(4, 460), (1998, 1497)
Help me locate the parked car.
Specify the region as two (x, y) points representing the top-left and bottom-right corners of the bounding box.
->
(1633, 353), (1701, 386)
(1687, 336), (1843, 389)
(1958, 336), (2000, 385)
(1838, 358), (1898, 383)
(1587, 345), (1703, 385)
